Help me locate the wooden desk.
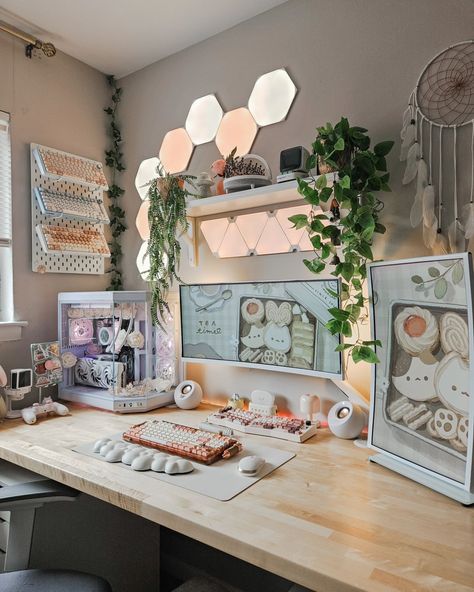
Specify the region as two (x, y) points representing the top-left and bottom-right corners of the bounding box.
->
(0, 404), (472, 592)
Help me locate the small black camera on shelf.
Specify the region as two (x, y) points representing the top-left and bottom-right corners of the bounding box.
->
(277, 146), (310, 183)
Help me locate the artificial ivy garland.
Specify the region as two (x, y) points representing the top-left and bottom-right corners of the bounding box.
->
(104, 75), (126, 290)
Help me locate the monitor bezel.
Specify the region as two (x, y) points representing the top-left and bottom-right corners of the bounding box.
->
(179, 279), (343, 380)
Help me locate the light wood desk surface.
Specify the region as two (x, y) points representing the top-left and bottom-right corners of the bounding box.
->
(0, 404), (472, 592)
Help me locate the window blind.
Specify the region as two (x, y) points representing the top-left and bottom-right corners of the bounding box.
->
(0, 111), (12, 246)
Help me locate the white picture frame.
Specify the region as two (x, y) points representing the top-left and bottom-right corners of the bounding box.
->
(367, 253), (474, 504)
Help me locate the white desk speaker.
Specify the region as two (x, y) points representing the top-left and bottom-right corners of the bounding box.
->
(174, 380), (203, 410)
(328, 401), (368, 439)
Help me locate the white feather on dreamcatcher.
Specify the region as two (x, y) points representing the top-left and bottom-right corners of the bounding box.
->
(400, 40), (474, 254)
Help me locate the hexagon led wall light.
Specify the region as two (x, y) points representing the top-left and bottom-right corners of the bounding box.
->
(215, 108), (258, 156)
(185, 94), (223, 145)
(159, 127), (194, 174)
(135, 201), (150, 241)
(136, 241), (150, 280)
(135, 156), (162, 200)
(248, 68), (297, 127)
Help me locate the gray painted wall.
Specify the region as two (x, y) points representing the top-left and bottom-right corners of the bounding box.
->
(0, 35), (108, 405)
(118, 0), (474, 402)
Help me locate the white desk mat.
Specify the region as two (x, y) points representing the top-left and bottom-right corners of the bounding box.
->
(72, 434), (295, 501)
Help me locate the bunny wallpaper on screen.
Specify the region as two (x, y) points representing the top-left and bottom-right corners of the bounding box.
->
(179, 280), (342, 378)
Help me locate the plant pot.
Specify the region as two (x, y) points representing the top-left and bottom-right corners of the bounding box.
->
(215, 178), (225, 195)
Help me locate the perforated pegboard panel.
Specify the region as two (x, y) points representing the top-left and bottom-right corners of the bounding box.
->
(31, 144), (106, 275)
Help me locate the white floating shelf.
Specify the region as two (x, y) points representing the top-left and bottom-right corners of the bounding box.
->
(186, 173), (336, 218)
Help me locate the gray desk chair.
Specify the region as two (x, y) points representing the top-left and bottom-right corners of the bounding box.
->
(0, 460), (111, 591)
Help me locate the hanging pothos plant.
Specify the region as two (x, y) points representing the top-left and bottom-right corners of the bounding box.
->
(146, 169), (195, 328)
(290, 117), (394, 364)
(104, 75), (126, 290)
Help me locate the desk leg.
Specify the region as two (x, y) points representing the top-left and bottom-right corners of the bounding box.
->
(4, 507), (36, 571)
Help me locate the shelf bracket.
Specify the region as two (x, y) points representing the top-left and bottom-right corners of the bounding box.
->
(185, 216), (198, 267)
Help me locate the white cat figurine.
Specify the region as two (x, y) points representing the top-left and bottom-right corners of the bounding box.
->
(392, 356), (438, 402)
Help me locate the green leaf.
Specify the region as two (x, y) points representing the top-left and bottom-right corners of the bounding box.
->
(428, 266), (440, 277)
(329, 307), (351, 321)
(335, 343), (353, 351)
(345, 304), (361, 322)
(303, 258), (325, 274)
(411, 275), (423, 284)
(374, 140), (394, 157)
(357, 242), (373, 260)
(334, 138), (345, 151)
(434, 277), (448, 299)
(375, 156), (387, 172)
(306, 154), (317, 170)
(315, 174), (327, 189)
(352, 345), (379, 364)
(321, 243), (331, 259)
(289, 214), (308, 230)
(312, 140), (325, 156)
(334, 183), (344, 201)
(339, 175), (351, 189)
(340, 320), (352, 337)
(362, 340), (382, 347)
(368, 176), (382, 191)
(310, 234), (322, 249)
(319, 187), (333, 202)
(340, 262), (354, 283)
(452, 261), (464, 284)
(326, 319), (342, 335)
(311, 218), (325, 232)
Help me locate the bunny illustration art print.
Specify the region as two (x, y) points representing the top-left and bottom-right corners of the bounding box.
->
(368, 253), (474, 503)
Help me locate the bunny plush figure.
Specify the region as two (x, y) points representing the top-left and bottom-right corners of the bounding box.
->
(263, 301), (292, 354)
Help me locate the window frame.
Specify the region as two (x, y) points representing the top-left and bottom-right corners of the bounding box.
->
(0, 110), (27, 341)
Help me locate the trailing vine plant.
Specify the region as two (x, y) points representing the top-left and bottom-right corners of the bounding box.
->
(104, 75), (126, 290)
(290, 117), (394, 364)
(146, 168), (195, 328)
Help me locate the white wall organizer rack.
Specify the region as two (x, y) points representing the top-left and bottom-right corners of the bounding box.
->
(31, 143), (110, 274)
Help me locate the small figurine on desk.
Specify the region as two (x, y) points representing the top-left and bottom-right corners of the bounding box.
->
(1, 345), (70, 424)
(21, 396), (69, 425)
(227, 393), (245, 410)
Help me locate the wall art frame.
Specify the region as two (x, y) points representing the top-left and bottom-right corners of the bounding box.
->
(367, 253), (474, 504)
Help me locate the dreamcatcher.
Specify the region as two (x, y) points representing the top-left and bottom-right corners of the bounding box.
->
(400, 40), (474, 254)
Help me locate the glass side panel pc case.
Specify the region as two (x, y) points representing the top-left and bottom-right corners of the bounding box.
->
(58, 291), (179, 413)
(180, 280), (342, 379)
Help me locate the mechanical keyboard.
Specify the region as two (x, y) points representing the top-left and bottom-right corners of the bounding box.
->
(123, 419), (242, 464)
(35, 187), (109, 224)
(33, 145), (108, 189)
(207, 407), (318, 442)
(36, 224), (110, 257)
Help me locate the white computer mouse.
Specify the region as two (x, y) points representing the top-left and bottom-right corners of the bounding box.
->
(238, 455), (265, 476)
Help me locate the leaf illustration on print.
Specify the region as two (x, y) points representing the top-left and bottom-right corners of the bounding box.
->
(392, 355), (438, 402)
